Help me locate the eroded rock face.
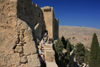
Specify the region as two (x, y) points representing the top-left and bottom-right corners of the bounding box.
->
(0, 19), (40, 67)
(0, 0), (40, 67)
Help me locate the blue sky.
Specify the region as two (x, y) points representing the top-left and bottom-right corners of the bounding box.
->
(32, 0), (100, 29)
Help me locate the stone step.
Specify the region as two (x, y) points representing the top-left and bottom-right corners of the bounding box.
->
(46, 62), (58, 67)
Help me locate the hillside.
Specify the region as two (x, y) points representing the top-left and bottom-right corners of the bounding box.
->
(59, 26), (100, 47)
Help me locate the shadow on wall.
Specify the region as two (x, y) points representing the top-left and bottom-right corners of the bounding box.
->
(17, 0), (46, 66)
(17, 0), (46, 50)
(17, 0), (37, 51)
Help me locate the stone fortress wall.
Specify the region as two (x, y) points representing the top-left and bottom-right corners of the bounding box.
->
(17, 0), (46, 40)
(0, 0), (58, 67)
(41, 6), (59, 40)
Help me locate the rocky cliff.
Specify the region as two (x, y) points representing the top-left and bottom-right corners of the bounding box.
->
(59, 26), (100, 47)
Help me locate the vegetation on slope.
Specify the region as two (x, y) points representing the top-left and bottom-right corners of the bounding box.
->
(89, 33), (99, 67)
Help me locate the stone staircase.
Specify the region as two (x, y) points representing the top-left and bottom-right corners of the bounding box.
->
(38, 39), (58, 67)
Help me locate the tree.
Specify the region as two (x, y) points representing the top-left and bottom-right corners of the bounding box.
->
(75, 43), (85, 65)
(89, 33), (99, 67)
(66, 40), (71, 64)
(55, 38), (64, 55)
(55, 38), (72, 67)
(54, 38), (64, 67)
(61, 36), (67, 49)
(97, 47), (100, 67)
(84, 48), (89, 64)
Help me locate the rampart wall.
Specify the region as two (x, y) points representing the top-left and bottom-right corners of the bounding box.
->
(0, 0), (58, 67)
(0, 0), (41, 67)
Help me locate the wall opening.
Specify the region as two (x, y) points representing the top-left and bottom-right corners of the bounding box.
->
(44, 30), (48, 35)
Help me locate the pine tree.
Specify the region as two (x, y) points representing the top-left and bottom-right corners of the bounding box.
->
(54, 38), (64, 66)
(61, 36), (67, 49)
(84, 48), (89, 64)
(66, 40), (71, 64)
(97, 47), (100, 67)
(75, 43), (85, 64)
(89, 33), (99, 67)
(55, 38), (64, 55)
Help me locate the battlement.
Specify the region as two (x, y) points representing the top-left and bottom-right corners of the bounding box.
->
(41, 6), (54, 13)
(41, 6), (51, 11)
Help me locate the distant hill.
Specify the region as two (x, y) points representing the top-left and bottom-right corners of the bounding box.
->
(59, 26), (100, 47)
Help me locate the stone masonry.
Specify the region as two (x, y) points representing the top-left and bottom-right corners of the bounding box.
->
(0, 0), (59, 67)
(41, 6), (59, 40)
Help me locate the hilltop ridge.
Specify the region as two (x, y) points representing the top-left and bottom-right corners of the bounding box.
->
(59, 26), (100, 47)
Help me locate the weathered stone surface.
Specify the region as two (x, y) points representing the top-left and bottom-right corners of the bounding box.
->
(19, 21), (28, 30)
(0, 32), (17, 51)
(5, 39), (16, 51)
(17, 64), (27, 67)
(15, 46), (22, 53)
(20, 56), (27, 63)
(0, 52), (5, 58)
(23, 41), (37, 55)
(0, 58), (6, 66)
(46, 62), (58, 67)
(24, 29), (33, 37)
(27, 54), (40, 67)
(6, 53), (20, 65)
(9, 0), (17, 3)
(24, 35), (33, 42)
(8, 11), (17, 17)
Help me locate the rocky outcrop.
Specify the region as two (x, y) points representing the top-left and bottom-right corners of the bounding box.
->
(0, 0), (40, 67)
(59, 26), (100, 47)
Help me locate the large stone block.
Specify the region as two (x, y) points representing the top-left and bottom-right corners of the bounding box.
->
(6, 53), (20, 65)
(15, 46), (23, 53)
(27, 54), (40, 67)
(23, 41), (37, 55)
